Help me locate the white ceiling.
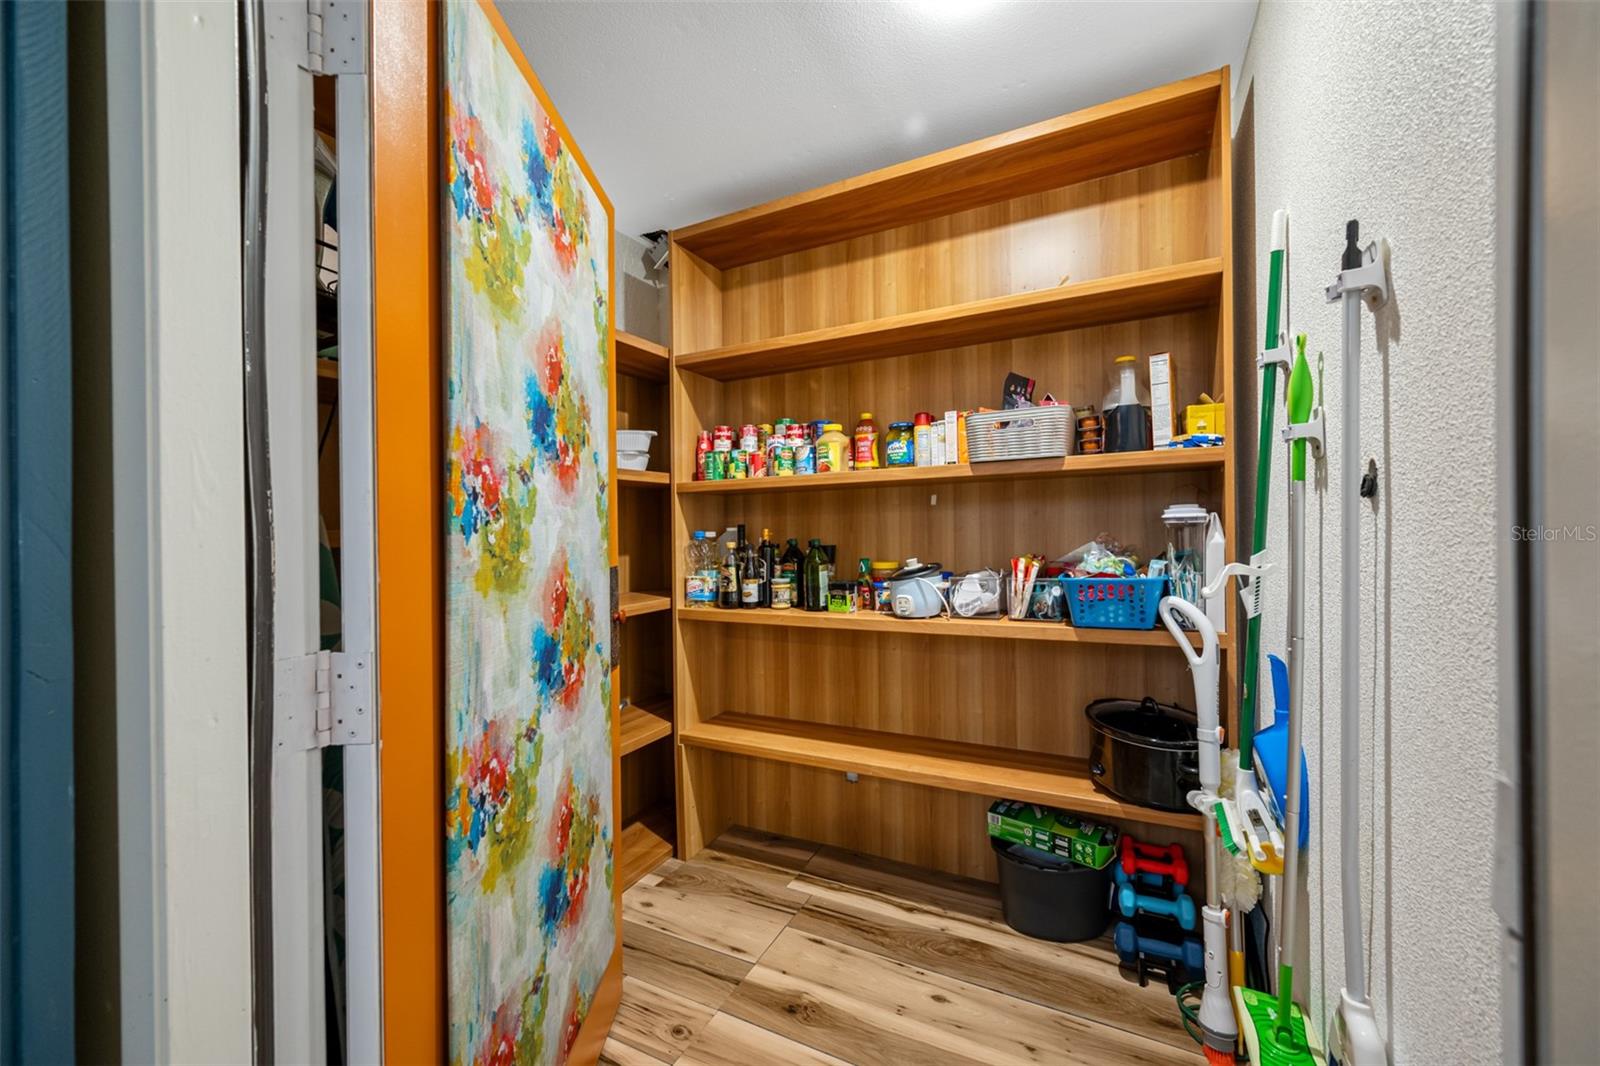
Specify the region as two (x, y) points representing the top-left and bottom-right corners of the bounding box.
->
(499, 1), (1259, 238)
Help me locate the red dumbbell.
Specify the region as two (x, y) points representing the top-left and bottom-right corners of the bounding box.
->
(1119, 837), (1189, 887)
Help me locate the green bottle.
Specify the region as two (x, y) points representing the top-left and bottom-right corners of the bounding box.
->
(802, 538), (831, 612)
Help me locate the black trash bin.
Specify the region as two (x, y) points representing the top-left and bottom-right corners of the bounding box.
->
(992, 837), (1113, 942)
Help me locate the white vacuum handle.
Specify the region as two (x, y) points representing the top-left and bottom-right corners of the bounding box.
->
(1158, 596), (1221, 796)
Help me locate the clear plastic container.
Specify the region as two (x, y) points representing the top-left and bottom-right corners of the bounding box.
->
(684, 530), (718, 607)
(1162, 503), (1209, 609)
(1103, 355), (1152, 453)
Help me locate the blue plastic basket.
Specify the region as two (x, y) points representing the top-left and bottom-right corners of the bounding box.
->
(1064, 576), (1169, 630)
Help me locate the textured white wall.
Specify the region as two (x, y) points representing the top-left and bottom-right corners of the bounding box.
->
(1234, 3), (1500, 1062)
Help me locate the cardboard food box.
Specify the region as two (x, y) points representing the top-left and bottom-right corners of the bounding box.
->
(986, 800), (1119, 869)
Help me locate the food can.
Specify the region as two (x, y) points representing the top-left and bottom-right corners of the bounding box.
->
(770, 576), (795, 609)
(712, 425), (734, 453)
(739, 424), (759, 453)
(704, 449), (726, 481)
(758, 422), (774, 454)
(774, 444), (795, 477)
(793, 441), (815, 475)
(809, 420), (829, 442)
(695, 430), (712, 481)
(729, 449), (748, 479)
(747, 449), (767, 479)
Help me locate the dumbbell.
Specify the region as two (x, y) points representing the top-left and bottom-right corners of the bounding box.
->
(1115, 882), (1197, 930)
(1113, 920), (1204, 975)
(1112, 863), (1170, 892)
(1119, 837), (1189, 887)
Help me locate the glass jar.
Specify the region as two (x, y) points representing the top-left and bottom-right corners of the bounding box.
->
(885, 422), (915, 466)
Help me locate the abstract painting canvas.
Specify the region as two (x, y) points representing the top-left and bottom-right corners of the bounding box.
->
(443, 1), (614, 1062)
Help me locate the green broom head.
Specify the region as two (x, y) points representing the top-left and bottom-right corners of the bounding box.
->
(1235, 979), (1320, 1066)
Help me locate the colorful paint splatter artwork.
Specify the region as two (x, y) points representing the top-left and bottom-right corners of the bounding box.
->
(443, 2), (613, 1063)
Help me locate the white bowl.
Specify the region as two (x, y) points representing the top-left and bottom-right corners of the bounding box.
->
(617, 450), (651, 471)
(616, 429), (657, 453)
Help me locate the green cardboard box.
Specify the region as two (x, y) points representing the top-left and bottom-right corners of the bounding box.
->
(986, 799), (1118, 869)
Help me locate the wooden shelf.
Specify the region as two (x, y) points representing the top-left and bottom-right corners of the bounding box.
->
(672, 71), (1223, 269)
(616, 330), (670, 381)
(679, 713), (1201, 830)
(618, 805), (675, 891)
(680, 605), (1222, 650)
(619, 590), (672, 617)
(620, 699), (673, 756)
(617, 467), (670, 487)
(677, 447), (1223, 495)
(675, 259), (1221, 380)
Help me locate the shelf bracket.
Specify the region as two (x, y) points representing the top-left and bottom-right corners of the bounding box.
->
(1282, 406), (1327, 462)
(1257, 342), (1292, 373)
(1324, 237), (1391, 309)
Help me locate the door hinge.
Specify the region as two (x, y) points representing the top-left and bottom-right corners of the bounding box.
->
(274, 649), (375, 751)
(609, 565), (620, 671)
(305, 0), (366, 75)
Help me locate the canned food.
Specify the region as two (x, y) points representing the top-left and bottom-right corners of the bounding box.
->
(729, 449), (748, 479)
(793, 441), (815, 475)
(695, 430), (712, 481)
(747, 449), (767, 478)
(712, 425), (734, 452)
(704, 449), (727, 481)
(739, 424), (759, 453)
(774, 444), (795, 477)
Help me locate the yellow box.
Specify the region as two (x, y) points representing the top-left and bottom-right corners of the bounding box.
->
(1184, 402), (1226, 436)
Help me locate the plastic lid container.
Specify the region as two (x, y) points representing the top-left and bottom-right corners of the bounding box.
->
(914, 411), (932, 425)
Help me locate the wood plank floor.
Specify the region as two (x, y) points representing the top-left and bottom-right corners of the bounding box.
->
(602, 827), (1201, 1065)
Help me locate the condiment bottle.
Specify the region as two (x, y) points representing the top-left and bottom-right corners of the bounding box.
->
(802, 538), (832, 612)
(913, 412), (934, 466)
(758, 529), (778, 607)
(853, 412), (880, 469)
(718, 540), (740, 609)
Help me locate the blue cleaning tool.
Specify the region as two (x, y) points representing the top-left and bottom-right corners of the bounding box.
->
(1253, 654), (1310, 846)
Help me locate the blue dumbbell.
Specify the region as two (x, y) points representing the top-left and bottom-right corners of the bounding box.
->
(1112, 864), (1171, 891)
(1116, 883), (1198, 930)
(1114, 920), (1204, 974)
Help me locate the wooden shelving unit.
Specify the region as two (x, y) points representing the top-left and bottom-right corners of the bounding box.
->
(615, 327), (677, 890)
(676, 447), (1222, 495)
(679, 605), (1221, 649)
(669, 69), (1235, 884)
(679, 713), (1201, 831)
(674, 259), (1221, 380)
(620, 699), (674, 757)
(616, 329), (670, 381)
(617, 467), (670, 487)
(615, 804), (674, 890)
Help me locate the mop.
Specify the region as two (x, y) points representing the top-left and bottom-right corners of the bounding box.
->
(1322, 221), (1391, 1066)
(1235, 209), (1290, 878)
(1233, 334), (1320, 1066)
(1156, 596), (1236, 1066)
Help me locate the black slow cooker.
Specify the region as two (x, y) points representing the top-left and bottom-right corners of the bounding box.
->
(1085, 697), (1199, 812)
